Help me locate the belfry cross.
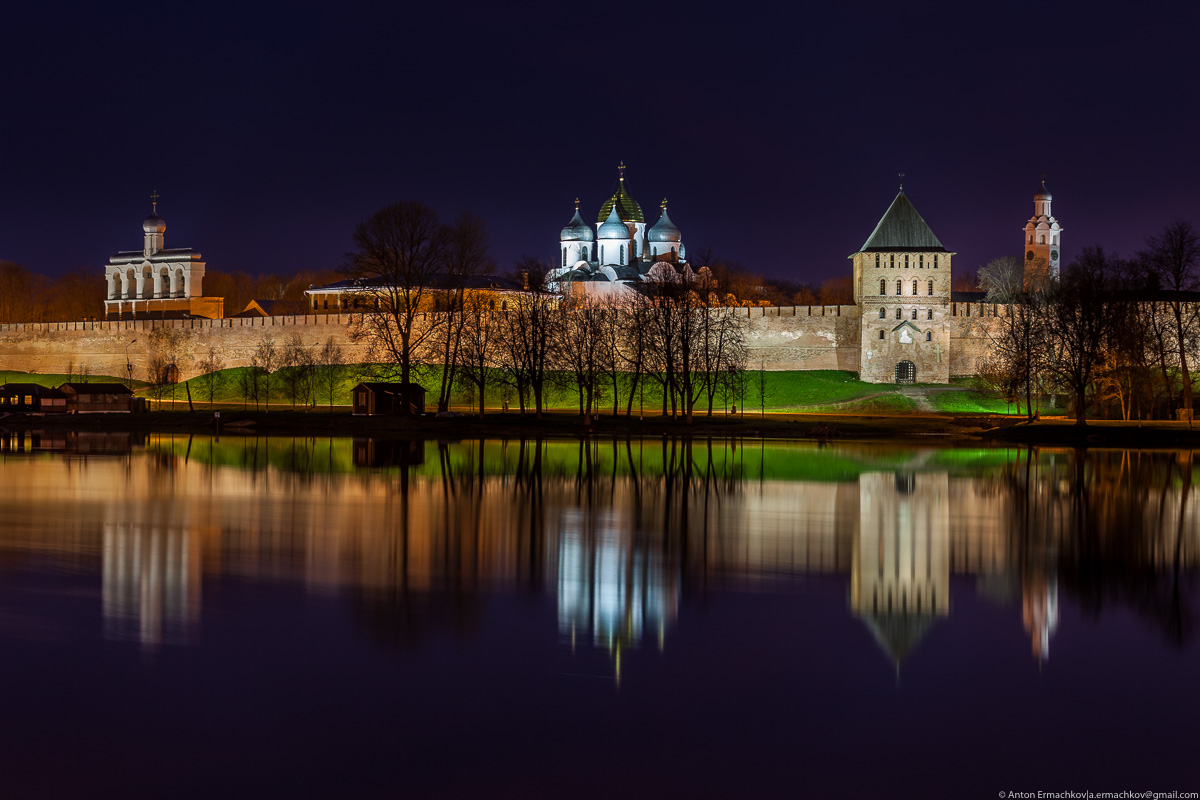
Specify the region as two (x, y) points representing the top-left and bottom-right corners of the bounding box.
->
(150, 189), (160, 213)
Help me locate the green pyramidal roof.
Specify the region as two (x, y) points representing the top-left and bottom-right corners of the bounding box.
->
(859, 191), (946, 252)
(597, 179), (644, 224)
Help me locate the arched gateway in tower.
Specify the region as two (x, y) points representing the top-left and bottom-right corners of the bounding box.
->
(850, 185), (953, 384)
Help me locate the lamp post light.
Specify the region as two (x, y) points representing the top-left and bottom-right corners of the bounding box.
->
(125, 339), (137, 390)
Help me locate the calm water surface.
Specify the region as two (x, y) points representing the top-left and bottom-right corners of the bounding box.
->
(0, 434), (1197, 798)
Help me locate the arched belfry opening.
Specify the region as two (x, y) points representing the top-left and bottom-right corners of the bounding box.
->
(895, 361), (916, 384)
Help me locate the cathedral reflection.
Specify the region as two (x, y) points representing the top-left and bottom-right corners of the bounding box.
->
(0, 438), (1194, 672)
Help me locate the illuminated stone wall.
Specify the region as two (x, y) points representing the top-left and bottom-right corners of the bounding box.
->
(0, 306), (1004, 381)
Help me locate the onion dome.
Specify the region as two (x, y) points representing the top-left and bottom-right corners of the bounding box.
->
(1034, 181), (1052, 201)
(597, 204), (630, 240)
(143, 212), (166, 233)
(596, 161), (645, 224)
(648, 200), (681, 243)
(560, 205), (594, 242)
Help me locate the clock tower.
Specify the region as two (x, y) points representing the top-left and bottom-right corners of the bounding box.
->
(1023, 181), (1063, 280)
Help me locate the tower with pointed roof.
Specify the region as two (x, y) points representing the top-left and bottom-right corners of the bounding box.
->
(851, 181), (954, 383)
(1023, 181), (1062, 280)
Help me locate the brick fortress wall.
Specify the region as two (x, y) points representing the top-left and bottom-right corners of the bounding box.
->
(0, 304), (1001, 382)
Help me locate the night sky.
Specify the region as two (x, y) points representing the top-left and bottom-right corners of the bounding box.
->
(2, 1), (1197, 284)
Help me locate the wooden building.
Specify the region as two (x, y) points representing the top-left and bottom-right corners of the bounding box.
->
(352, 383), (427, 416)
(0, 383), (68, 413)
(58, 383), (136, 413)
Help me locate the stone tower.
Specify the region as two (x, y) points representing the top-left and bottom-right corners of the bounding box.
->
(1023, 181), (1063, 280)
(851, 185), (953, 384)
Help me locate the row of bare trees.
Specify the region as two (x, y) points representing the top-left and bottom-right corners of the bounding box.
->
(343, 201), (750, 421)
(979, 221), (1200, 425)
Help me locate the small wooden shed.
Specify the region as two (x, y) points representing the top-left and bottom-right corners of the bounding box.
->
(58, 383), (136, 413)
(0, 383), (68, 413)
(352, 382), (427, 416)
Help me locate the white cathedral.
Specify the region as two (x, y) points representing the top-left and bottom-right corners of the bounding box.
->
(548, 163), (689, 296)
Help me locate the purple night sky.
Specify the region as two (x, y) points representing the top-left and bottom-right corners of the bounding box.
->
(2, 1), (1197, 283)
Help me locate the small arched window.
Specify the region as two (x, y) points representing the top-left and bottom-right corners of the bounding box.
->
(912, 280), (918, 295)
(880, 279), (886, 295)
(904, 255), (909, 268)
(895, 308), (902, 320)
(620, 245), (625, 265)
(890, 255), (895, 268)
(927, 309), (932, 320)
(911, 309), (917, 320)
(582, 246), (589, 261)
(926, 331), (932, 341)
(919, 255), (924, 269)
(562, 249), (567, 267)
(927, 280), (933, 296)
(879, 307), (886, 318)
(895, 280), (902, 296)
(1028, 235), (1033, 244)
(875, 254), (880, 268)
(879, 329), (885, 340)
(1039, 235), (1045, 244)
(934, 255), (939, 269)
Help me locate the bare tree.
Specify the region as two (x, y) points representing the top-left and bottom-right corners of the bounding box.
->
(496, 272), (560, 418)
(343, 201), (448, 406)
(1139, 221), (1200, 421)
(146, 327), (191, 409)
(430, 213), (494, 411)
(1047, 247), (1122, 426)
(252, 335), (279, 412)
(979, 255), (1051, 420)
(281, 333), (316, 408)
(316, 336), (347, 410)
(196, 346), (226, 408)
(457, 292), (501, 416)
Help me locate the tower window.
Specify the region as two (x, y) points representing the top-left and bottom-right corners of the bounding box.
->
(927, 309), (932, 320)
(600, 246), (605, 263)
(912, 280), (918, 295)
(895, 280), (902, 296)
(904, 255), (909, 268)
(927, 280), (933, 296)
(879, 307), (886, 318)
(934, 255), (939, 269)
(620, 245), (625, 265)
(1039, 235), (1045, 244)
(875, 254), (880, 268)
(926, 331), (932, 342)
(879, 329), (885, 339)
(582, 246), (589, 261)
(890, 255), (895, 268)
(895, 308), (902, 320)
(562, 250), (567, 267)
(880, 279), (886, 295)
(911, 309), (917, 320)
(919, 255), (924, 269)
(1028, 235), (1033, 244)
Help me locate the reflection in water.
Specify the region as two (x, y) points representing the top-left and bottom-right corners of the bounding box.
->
(0, 438), (1195, 670)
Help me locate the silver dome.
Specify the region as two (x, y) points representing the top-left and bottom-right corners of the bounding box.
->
(1034, 181), (1052, 201)
(143, 213), (166, 233)
(648, 207), (681, 243)
(596, 205), (630, 240)
(560, 209), (594, 242)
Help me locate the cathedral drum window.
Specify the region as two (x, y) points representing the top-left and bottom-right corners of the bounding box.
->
(912, 279), (917, 295)
(895, 280), (902, 296)
(926, 331), (932, 341)
(927, 280), (933, 295)
(880, 279), (886, 295)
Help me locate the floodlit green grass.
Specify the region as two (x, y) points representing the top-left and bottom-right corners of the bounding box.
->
(927, 388), (1068, 416)
(803, 394), (920, 414)
(0, 370), (141, 388)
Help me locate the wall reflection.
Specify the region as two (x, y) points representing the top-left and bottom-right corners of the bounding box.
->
(0, 438), (1194, 668)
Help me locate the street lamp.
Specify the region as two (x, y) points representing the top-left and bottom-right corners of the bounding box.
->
(125, 339), (137, 390)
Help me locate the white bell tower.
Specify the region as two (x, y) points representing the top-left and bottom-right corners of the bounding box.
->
(1023, 180), (1063, 280)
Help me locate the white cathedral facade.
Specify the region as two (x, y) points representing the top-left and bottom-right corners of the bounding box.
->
(548, 163), (689, 297)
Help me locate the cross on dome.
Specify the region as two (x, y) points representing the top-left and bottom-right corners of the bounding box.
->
(150, 189), (160, 213)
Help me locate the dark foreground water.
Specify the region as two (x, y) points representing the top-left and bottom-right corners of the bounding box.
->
(0, 434), (1197, 798)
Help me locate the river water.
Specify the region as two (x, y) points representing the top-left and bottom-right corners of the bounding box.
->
(0, 434), (1196, 798)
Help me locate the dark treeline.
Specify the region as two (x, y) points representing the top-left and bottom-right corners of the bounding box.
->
(978, 221), (1200, 425)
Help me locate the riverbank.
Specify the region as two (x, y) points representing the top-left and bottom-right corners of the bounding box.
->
(5, 410), (1199, 446)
